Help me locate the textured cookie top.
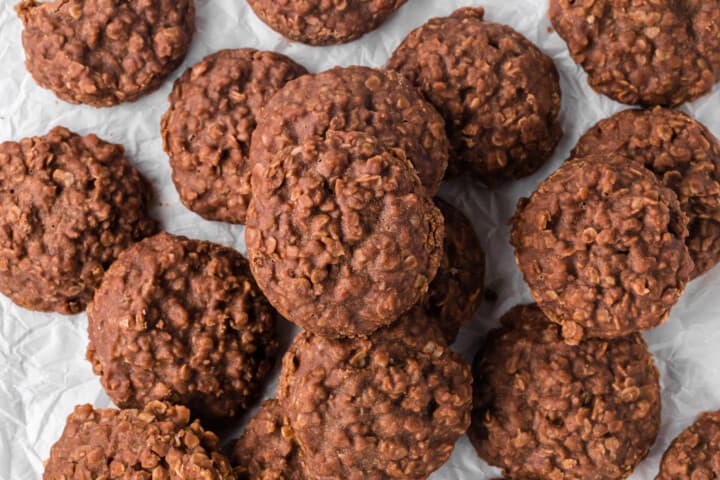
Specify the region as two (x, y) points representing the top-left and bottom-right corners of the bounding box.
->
(231, 399), (307, 480)
(469, 304), (661, 480)
(0, 126), (157, 314)
(16, 0), (195, 107)
(44, 401), (234, 480)
(277, 310), (471, 480)
(420, 199), (484, 344)
(247, 131), (443, 338)
(511, 155), (693, 342)
(161, 49), (307, 224)
(87, 232), (279, 420)
(573, 107), (720, 278)
(549, 0), (720, 106)
(388, 7), (562, 185)
(247, 0), (407, 45)
(658, 410), (720, 480)
(250, 65), (449, 196)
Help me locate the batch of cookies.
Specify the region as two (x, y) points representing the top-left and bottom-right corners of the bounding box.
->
(3, 0), (720, 479)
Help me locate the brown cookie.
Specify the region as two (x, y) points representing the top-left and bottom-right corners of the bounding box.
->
(420, 199), (485, 344)
(161, 49), (307, 224)
(548, 0), (720, 106)
(44, 401), (234, 480)
(247, 131), (443, 338)
(250, 65), (449, 196)
(469, 304), (661, 480)
(0, 127), (157, 314)
(511, 155), (693, 343)
(231, 399), (307, 480)
(657, 410), (720, 480)
(573, 107), (720, 278)
(388, 7), (562, 185)
(87, 232), (279, 420)
(16, 0), (195, 107)
(277, 309), (472, 479)
(247, 0), (407, 46)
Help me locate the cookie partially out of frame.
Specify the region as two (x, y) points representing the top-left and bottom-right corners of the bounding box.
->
(657, 410), (720, 480)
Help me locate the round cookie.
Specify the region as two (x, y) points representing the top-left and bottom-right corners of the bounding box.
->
(573, 108), (720, 278)
(0, 126), (157, 314)
(420, 199), (485, 344)
(161, 49), (307, 224)
(247, 0), (407, 46)
(16, 0), (195, 107)
(250, 65), (449, 196)
(387, 7), (563, 185)
(469, 304), (661, 479)
(548, 0), (720, 106)
(231, 399), (307, 480)
(44, 401), (234, 480)
(511, 155), (693, 343)
(657, 410), (720, 480)
(277, 309), (472, 480)
(247, 131), (443, 338)
(87, 232), (279, 420)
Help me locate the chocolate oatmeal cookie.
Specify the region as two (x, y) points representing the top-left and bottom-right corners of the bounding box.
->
(87, 232), (279, 420)
(421, 199), (484, 344)
(573, 108), (720, 278)
(250, 65), (449, 196)
(16, 0), (195, 107)
(231, 399), (307, 480)
(548, 0), (720, 106)
(387, 7), (562, 185)
(161, 49), (307, 224)
(247, 131), (443, 338)
(277, 309), (471, 479)
(44, 401), (233, 480)
(0, 127), (156, 314)
(247, 0), (407, 46)
(511, 155), (693, 343)
(657, 410), (720, 480)
(469, 304), (661, 480)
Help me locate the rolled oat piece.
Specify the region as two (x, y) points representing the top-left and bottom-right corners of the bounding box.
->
(0, 126), (157, 314)
(511, 154), (693, 342)
(16, 0), (195, 107)
(548, 0), (720, 106)
(247, 131), (443, 338)
(388, 7), (562, 185)
(469, 304), (661, 479)
(162, 49), (307, 224)
(573, 107), (720, 278)
(247, 0), (407, 46)
(87, 232), (279, 420)
(657, 410), (720, 480)
(43, 401), (234, 480)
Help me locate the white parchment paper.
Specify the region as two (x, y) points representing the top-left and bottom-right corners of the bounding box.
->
(0, 0), (719, 478)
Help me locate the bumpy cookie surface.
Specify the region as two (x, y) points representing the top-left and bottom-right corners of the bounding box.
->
(16, 0), (195, 107)
(511, 155), (693, 342)
(657, 411), (720, 480)
(247, 131), (443, 338)
(420, 199), (484, 344)
(388, 7), (562, 185)
(277, 310), (472, 479)
(574, 108), (720, 278)
(250, 65), (449, 195)
(549, 0), (720, 106)
(44, 401), (234, 480)
(247, 0), (407, 46)
(87, 232), (279, 419)
(0, 126), (157, 314)
(162, 49), (307, 224)
(469, 304), (661, 480)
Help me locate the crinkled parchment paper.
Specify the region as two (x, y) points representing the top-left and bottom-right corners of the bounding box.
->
(0, 0), (719, 478)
